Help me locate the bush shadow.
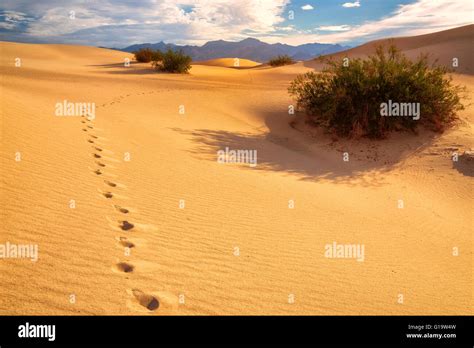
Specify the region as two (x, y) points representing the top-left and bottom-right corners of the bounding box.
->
(171, 108), (441, 188)
(87, 62), (156, 75)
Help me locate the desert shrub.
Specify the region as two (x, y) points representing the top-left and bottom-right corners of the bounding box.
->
(151, 49), (163, 62)
(134, 48), (155, 63)
(288, 45), (465, 138)
(153, 49), (192, 73)
(268, 55), (294, 67)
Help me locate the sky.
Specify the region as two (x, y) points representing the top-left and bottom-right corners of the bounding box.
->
(0, 0), (472, 48)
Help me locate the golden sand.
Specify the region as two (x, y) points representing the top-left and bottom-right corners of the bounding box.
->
(0, 35), (472, 314)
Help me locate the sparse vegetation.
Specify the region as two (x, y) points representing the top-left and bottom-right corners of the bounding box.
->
(268, 55), (294, 67)
(152, 49), (192, 74)
(289, 45), (465, 138)
(133, 48), (155, 63)
(134, 47), (191, 73)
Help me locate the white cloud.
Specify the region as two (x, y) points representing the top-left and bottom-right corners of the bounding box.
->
(0, 0), (471, 47)
(263, 0), (472, 45)
(0, 0), (290, 46)
(26, 8), (112, 36)
(277, 25), (296, 32)
(317, 25), (351, 31)
(301, 4), (314, 10)
(342, 1), (361, 8)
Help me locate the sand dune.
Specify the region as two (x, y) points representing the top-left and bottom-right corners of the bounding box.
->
(193, 57), (261, 68)
(0, 38), (472, 315)
(306, 24), (474, 74)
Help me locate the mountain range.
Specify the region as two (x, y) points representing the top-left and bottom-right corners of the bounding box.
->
(118, 38), (350, 62)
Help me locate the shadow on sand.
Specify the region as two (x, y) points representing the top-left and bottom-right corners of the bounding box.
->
(87, 62), (156, 75)
(171, 111), (441, 188)
(453, 155), (474, 177)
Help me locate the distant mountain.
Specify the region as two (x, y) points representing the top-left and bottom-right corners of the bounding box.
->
(118, 38), (350, 62)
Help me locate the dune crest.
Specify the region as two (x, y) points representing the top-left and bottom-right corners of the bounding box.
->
(193, 57), (261, 68)
(305, 24), (474, 74)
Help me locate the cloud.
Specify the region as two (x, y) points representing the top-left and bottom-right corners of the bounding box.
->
(0, 0), (471, 47)
(0, 10), (33, 30)
(26, 8), (112, 36)
(342, 1), (361, 8)
(317, 25), (351, 31)
(0, 0), (290, 46)
(277, 25), (296, 32)
(263, 0), (472, 45)
(301, 4), (314, 10)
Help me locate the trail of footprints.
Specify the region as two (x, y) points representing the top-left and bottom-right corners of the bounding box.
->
(98, 90), (164, 110)
(80, 114), (160, 312)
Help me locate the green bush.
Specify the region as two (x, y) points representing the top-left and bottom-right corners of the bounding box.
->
(268, 55), (294, 67)
(134, 48), (155, 63)
(151, 49), (163, 62)
(288, 45), (465, 138)
(153, 49), (192, 74)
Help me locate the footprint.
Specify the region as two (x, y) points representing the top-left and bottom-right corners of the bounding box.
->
(87, 125), (93, 129)
(94, 153), (102, 158)
(82, 128), (88, 132)
(132, 289), (159, 311)
(81, 120), (86, 124)
(119, 237), (135, 248)
(94, 147), (103, 152)
(96, 161), (106, 167)
(88, 139), (94, 143)
(90, 135), (98, 139)
(103, 192), (113, 199)
(114, 205), (129, 214)
(94, 169), (102, 175)
(116, 262), (134, 273)
(119, 220), (134, 231)
(104, 180), (116, 187)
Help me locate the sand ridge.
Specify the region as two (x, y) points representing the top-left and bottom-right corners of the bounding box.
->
(193, 57), (261, 68)
(305, 24), (474, 75)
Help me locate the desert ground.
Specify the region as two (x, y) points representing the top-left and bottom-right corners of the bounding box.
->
(0, 26), (472, 315)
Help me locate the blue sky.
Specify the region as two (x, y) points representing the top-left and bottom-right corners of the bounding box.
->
(286, 0), (415, 32)
(0, 0), (472, 47)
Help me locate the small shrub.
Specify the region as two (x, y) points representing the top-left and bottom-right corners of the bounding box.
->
(288, 45), (465, 138)
(153, 49), (192, 74)
(268, 55), (294, 67)
(134, 48), (155, 63)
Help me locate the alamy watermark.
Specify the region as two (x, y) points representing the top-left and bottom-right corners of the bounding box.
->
(324, 241), (364, 262)
(380, 100), (420, 120)
(55, 99), (96, 120)
(18, 322), (55, 341)
(0, 241), (38, 262)
(217, 147), (257, 167)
